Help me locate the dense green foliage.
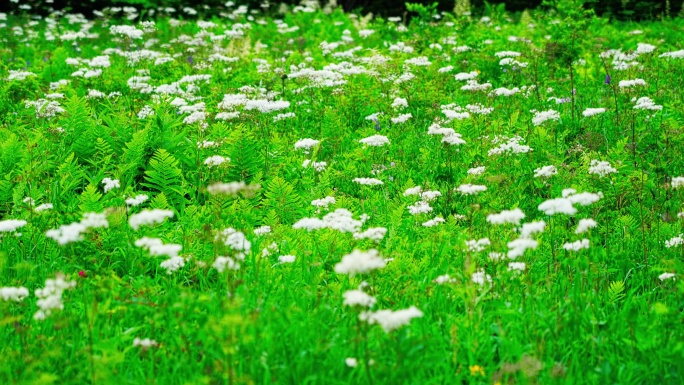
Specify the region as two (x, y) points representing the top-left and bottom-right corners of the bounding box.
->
(1, 2), (684, 384)
(1, 0), (681, 20)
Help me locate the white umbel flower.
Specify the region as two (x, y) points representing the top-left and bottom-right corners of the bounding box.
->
(359, 306), (423, 333)
(343, 290), (376, 307)
(563, 239), (590, 251)
(359, 135), (390, 147)
(334, 249), (386, 275)
(576, 218), (597, 234)
(129, 209), (174, 231)
(486, 208), (525, 225)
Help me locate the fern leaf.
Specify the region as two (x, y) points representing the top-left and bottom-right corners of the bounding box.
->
(142, 149), (186, 209)
(78, 184), (103, 212)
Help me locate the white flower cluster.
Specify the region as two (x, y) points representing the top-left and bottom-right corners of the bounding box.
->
(576, 218), (597, 234)
(34, 274), (76, 321)
(204, 155), (229, 167)
(633, 96), (662, 111)
(534, 165), (557, 178)
(46, 212), (108, 245)
(129, 209), (174, 231)
(206, 181), (259, 196)
(135, 237), (184, 274)
(531, 109), (560, 126)
(354, 178), (383, 186)
(665, 234), (683, 248)
(353, 227), (387, 242)
(133, 338), (158, 350)
(359, 135), (390, 147)
(294, 138), (320, 150)
(126, 194), (149, 207)
(466, 238), (491, 252)
(588, 160), (617, 177)
(110, 25), (144, 39)
(0, 286), (29, 302)
(563, 239), (590, 251)
(487, 136), (531, 156)
(294, 208), (368, 233)
(0, 219), (27, 233)
(618, 79), (646, 88)
(486, 208), (525, 225)
(359, 306), (423, 333)
(456, 184), (487, 195)
(217, 228), (251, 257)
(25, 99), (65, 119)
(334, 249), (386, 275)
(101, 177), (120, 193)
(213, 256), (240, 272)
(583, 108), (606, 117)
(343, 290), (376, 307)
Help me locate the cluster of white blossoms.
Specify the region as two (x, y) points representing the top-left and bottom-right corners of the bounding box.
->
(0, 219), (27, 234)
(125, 194), (149, 207)
(135, 237), (184, 274)
(334, 249), (386, 275)
(46, 212), (109, 245)
(618, 79), (646, 88)
(0, 286), (29, 302)
(563, 239), (590, 251)
(456, 184), (487, 195)
(588, 160), (617, 177)
(213, 256), (240, 272)
(294, 208), (368, 233)
(633, 96), (662, 111)
(353, 177), (383, 186)
(391, 113), (413, 124)
(359, 134), (390, 147)
(129, 209), (174, 231)
(422, 216), (445, 227)
(427, 122), (466, 146)
(472, 269), (492, 285)
(487, 135), (531, 156)
(531, 109), (560, 126)
(534, 165), (557, 178)
(342, 290), (376, 307)
(359, 306), (423, 333)
(204, 155), (229, 167)
(665, 234), (683, 248)
(672, 177), (684, 189)
(311, 196), (336, 210)
(486, 208), (526, 225)
(466, 238), (491, 252)
(353, 227), (387, 242)
(217, 228), (251, 258)
(34, 274), (76, 321)
(101, 177), (120, 193)
(583, 108), (606, 117)
(206, 181), (260, 196)
(133, 338), (158, 350)
(576, 218), (598, 234)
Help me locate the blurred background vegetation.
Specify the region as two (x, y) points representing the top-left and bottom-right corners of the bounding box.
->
(0, 0), (681, 21)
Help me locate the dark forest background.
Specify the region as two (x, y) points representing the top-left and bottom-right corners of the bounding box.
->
(1, 0), (682, 20)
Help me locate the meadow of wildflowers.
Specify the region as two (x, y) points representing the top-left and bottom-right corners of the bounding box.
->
(1, 1), (684, 384)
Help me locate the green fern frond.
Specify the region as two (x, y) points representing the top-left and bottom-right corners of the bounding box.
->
(263, 176), (303, 225)
(607, 280), (625, 304)
(142, 149), (186, 210)
(78, 184), (103, 212)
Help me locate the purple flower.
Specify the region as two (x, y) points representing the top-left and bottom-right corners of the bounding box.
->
(604, 75), (611, 85)
(373, 118), (381, 131)
(187, 56), (194, 64)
